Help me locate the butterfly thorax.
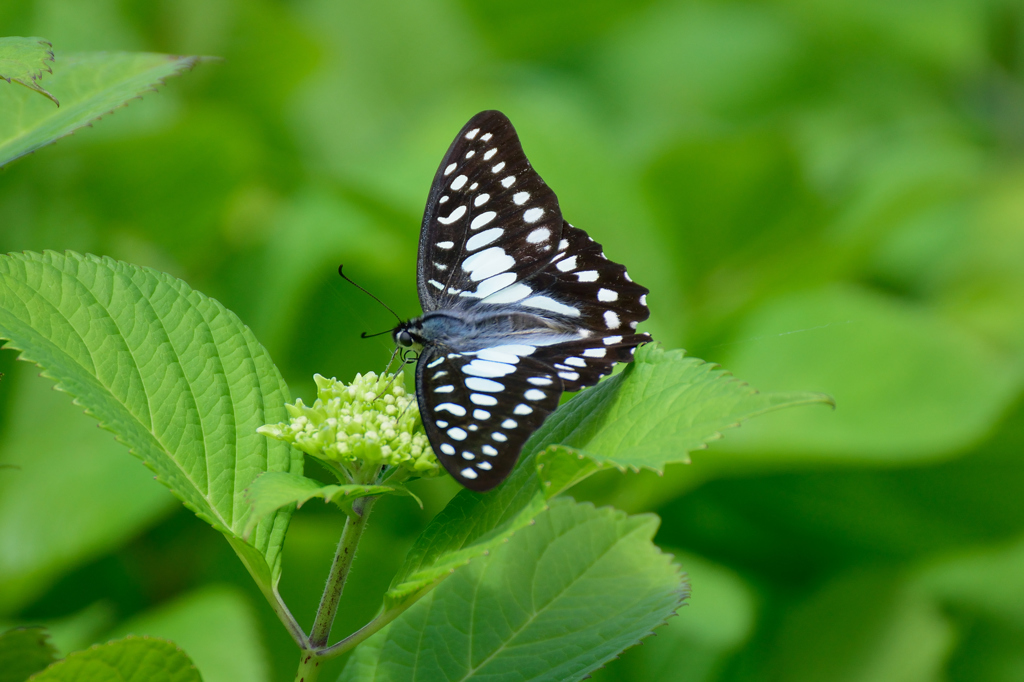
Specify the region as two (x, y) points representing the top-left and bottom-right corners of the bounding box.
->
(395, 309), (581, 353)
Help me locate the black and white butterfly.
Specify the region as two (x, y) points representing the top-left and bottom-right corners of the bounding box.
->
(391, 111), (650, 492)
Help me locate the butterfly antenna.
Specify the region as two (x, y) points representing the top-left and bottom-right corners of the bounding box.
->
(338, 264), (404, 325)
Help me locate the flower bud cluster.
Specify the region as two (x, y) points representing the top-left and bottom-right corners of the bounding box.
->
(258, 372), (438, 477)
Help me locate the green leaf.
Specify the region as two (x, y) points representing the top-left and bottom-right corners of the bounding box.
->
(0, 366), (175, 614)
(0, 251), (301, 590)
(242, 471), (400, 540)
(388, 344), (828, 606)
(27, 636), (200, 682)
(0, 37), (58, 106)
(0, 52), (200, 168)
(716, 286), (1021, 463)
(344, 499), (686, 682)
(531, 344), (833, 474)
(0, 627), (57, 682)
(107, 585), (269, 682)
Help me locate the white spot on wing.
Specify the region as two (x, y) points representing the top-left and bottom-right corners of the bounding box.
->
(461, 467), (478, 479)
(558, 371), (579, 381)
(522, 296), (580, 317)
(466, 377), (504, 393)
(513, 191), (530, 205)
(558, 239), (568, 250)
(465, 128), (480, 139)
(466, 227), (504, 251)
(462, 246), (514, 281)
(604, 311), (621, 329)
(436, 403), (467, 416)
(444, 163), (457, 176)
(438, 205), (466, 224)
(492, 161), (506, 173)
(467, 272), (517, 298)
(527, 377), (553, 386)
(463, 360), (516, 378)
(462, 452), (475, 460)
(427, 356), (445, 368)
(480, 283), (532, 304)
(440, 196), (449, 203)
(434, 385), (454, 393)
(526, 227), (550, 243)
(523, 207), (544, 223)
(565, 357), (586, 367)
(470, 211), (497, 230)
(524, 389), (546, 401)
(556, 255), (577, 272)
(501, 176), (515, 188)
(477, 461), (493, 470)
(428, 279), (444, 290)
(437, 241), (455, 249)
(470, 393), (498, 406)
(640, 294), (647, 305)
(451, 175), (468, 190)
(492, 432), (508, 442)
(465, 150), (475, 158)
(481, 132), (492, 141)
(440, 443), (455, 455)
(583, 348), (607, 358)
(474, 193), (490, 206)
(484, 148), (497, 160)
(513, 404), (533, 415)
(501, 419), (517, 429)
(597, 288), (618, 301)
(482, 444), (498, 455)
(448, 427), (468, 441)
(576, 270), (599, 282)
(473, 409), (491, 420)
(604, 335), (623, 345)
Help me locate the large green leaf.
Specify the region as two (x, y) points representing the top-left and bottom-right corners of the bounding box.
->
(0, 37), (58, 105)
(343, 499), (686, 682)
(386, 343), (829, 605)
(0, 251), (301, 589)
(716, 286), (1021, 462)
(27, 636), (200, 682)
(0, 52), (200, 168)
(0, 627), (57, 682)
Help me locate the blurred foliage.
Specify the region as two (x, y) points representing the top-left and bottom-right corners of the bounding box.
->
(1, 0), (1023, 680)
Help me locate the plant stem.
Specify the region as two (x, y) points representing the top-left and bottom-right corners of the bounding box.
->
(294, 650), (322, 682)
(319, 578), (444, 660)
(308, 494), (376, 648)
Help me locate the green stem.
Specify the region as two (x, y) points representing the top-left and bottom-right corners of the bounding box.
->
(319, 578), (444, 660)
(308, 494), (377, 648)
(294, 650), (322, 682)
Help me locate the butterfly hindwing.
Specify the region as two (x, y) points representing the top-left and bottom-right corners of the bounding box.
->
(415, 345), (563, 490)
(417, 111), (563, 312)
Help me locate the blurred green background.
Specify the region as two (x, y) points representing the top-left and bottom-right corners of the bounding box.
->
(2, 0), (1024, 680)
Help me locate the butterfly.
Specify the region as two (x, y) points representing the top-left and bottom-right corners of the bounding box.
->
(392, 110), (650, 491)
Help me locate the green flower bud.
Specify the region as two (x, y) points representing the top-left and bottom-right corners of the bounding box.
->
(258, 372), (439, 479)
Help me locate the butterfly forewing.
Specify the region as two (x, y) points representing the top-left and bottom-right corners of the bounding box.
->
(417, 111), (563, 312)
(415, 346), (562, 490)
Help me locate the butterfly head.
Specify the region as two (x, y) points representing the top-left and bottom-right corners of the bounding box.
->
(392, 320), (424, 349)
